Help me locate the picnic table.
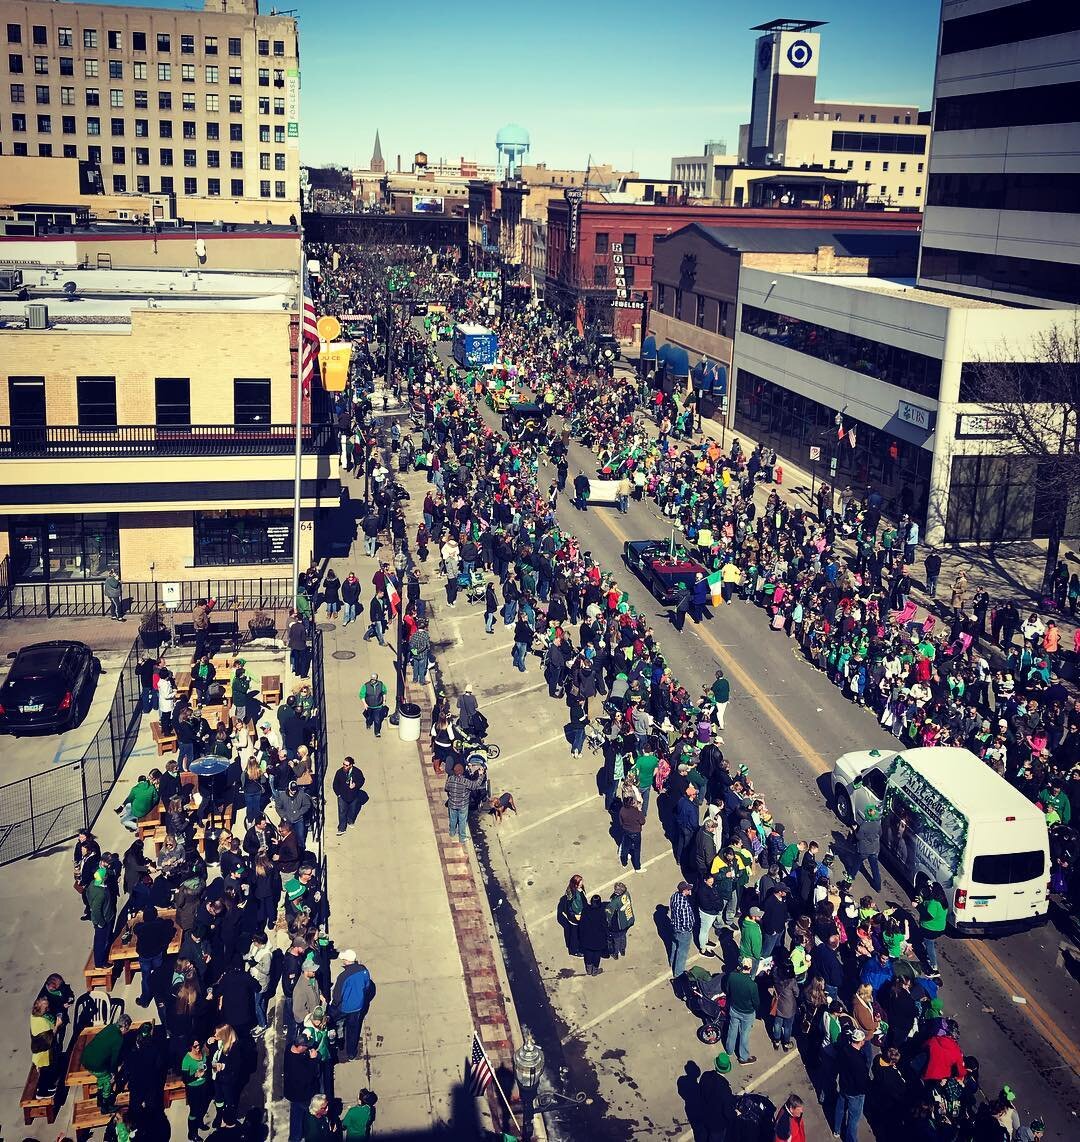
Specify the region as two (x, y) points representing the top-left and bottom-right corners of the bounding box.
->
(107, 921), (182, 986)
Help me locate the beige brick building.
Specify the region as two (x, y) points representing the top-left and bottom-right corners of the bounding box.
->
(0, 0), (300, 221)
(0, 261), (339, 587)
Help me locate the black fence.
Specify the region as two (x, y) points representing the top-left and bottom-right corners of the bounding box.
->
(0, 422), (338, 459)
(0, 560), (294, 620)
(0, 638), (143, 866)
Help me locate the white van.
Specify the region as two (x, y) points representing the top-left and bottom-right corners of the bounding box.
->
(831, 746), (1049, 932)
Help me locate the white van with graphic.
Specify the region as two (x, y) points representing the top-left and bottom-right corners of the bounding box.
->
(831, 746), (1049, 932)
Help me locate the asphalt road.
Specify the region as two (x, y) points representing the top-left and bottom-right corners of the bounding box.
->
(420, 332), (1080, 1138)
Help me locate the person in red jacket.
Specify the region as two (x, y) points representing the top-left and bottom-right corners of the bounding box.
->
(773, 1093), (806, 1142)
(922, 1020), (967, 1083)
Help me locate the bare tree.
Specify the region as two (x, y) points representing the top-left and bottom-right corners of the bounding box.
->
(965, 319), (1080, 589)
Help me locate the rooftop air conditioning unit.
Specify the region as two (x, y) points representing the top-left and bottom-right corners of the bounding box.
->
(0, 268), (23, 291)
(26, 302), (48, 329)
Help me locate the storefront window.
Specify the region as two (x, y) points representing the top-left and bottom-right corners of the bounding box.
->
(9, 513), (120, 580)
(194, 509), (292, 567)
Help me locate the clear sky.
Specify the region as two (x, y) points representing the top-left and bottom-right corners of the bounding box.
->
(109, 0), (942, 174)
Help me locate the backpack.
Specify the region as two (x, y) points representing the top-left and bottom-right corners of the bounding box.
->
(733, 1093), (776, 1142)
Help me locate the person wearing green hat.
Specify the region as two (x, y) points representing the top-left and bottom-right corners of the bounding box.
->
(87, 864), (117, 967)
(851, 803), (883, 893)
(697, 1052), (736, 1142)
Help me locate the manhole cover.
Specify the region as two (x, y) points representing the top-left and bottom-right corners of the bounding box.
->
(317, 622), (337, 632)
(332, 650), (356, 660)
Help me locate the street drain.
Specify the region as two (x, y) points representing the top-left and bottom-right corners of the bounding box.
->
(332, 650), (356, 660)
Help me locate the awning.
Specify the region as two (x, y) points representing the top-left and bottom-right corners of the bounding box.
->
(641, 334), (658, 362)
(691, 358), (711, 387)
(710, 363), (728, 395)
(663, 344), (690, 378)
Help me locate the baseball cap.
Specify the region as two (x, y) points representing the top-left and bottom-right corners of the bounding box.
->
(850, 1028), (866, 1042)
(341, 949), (357, 962)
(749, 906), (764, 918)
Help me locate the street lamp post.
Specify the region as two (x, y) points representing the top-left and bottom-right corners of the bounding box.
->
(388, 547), (408, 725)
(513, 1032), (544, 1141)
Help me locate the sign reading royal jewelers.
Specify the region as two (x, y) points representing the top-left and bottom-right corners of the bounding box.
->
(611, 242), (629, 304)
(898, 400), (934, 431)
(564, 186), (584, 253)
(956, 412), (1015, 438)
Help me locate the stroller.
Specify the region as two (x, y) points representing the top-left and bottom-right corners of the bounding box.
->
(681, 968), (728, 1044)
(583, 719), (608, 755)
(458, 569), (489, 605)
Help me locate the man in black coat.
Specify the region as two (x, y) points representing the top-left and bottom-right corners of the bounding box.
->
(216, 959), (257, 1037)
(697, 1057), (737, 1142)
(284, 1041), (321, 1142)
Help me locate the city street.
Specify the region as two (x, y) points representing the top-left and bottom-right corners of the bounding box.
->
(417, 330), (1080, 1139)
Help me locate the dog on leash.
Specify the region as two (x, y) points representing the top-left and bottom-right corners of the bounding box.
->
(486, 791), (518, 823)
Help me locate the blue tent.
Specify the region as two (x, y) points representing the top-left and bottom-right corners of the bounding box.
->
(641, 334), (658, 362)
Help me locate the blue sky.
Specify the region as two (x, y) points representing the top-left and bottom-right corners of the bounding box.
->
(109, 0), (942, 174)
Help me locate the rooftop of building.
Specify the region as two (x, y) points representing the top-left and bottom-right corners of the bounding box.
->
(0, 266), (296, 330)
(664, 224), (918, 258)
(792, 273), (1007, 309)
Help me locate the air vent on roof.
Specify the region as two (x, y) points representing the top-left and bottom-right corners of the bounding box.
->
(26, 303), (48, 329)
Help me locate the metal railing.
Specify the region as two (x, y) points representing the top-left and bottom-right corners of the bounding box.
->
(0, 562), (294, 619)
(0, 422), (338, 459)
(0, 638), (142, 866)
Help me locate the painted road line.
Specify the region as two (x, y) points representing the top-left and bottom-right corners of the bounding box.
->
(512, 794), (596, 838)
(561, 954), (703, 1044)
(443, 641), (514, 667)
(588, 505), (1080, 1078)
(484, 679), (550, 707)
(498, 733), (567, 764)
(673, 1051), (801, 1142)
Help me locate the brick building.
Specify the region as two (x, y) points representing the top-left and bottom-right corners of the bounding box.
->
(544, 200), (922, 339)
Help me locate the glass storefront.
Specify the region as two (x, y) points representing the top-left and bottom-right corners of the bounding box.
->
(194, 509), (293, 567)
(734, 370), (932, 523)
(9, 514), (120, 581)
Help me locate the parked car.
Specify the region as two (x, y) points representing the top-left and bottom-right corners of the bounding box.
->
(623, 540), (708, 606)
(0, 640), (101, 735)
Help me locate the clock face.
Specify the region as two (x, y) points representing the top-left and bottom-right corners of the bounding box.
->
(758, 40), (773, 71)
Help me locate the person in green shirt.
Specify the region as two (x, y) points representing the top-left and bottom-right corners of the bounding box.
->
(1039, 782), (1071, 825)
(739, 907), (764, 971)
(710, 669), (730, 730)
(118, 771), (161, 831)
(723, 958), (760, 1065)
(341, 1090), (378, 1140)
(917, 886), (948, 978)
(81, 1014), (132, 1109)
(182, 1041), (212, 1141)
(634, 751), (660, 816)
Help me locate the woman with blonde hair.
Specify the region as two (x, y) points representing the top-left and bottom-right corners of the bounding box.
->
(852, 981), (882, 1040)
(209, 1023), (243, 1125)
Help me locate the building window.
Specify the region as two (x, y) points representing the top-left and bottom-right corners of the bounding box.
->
(274, 180), (285, 198)
(9, 53), (23, 73)
(136, 175), (149, 191)
(233, 378), (271, 424)
(229, 122), (243, 141)
(258, 39), (269, 56)
(674, 289), (683, 320)
(11, 142), (27, 154)
(273, 69), (284, 86)
(230, 177), (243, 196)
(160, 176), (173, 193)
(208, 177), (220, 195)
(84, 29), (98, 49)
(110, 89), (123, 107)
(35, 84), (48, 103)
(159, 119), (172, 137)
(594, 232), (609, 254)
(258, 67), (269, 86)
(258, 98), (269, 116)
(182, 92), (195, 110)
(230, 150), (243, 168)
(59, 57), (72, 75)
(86, 117), (100, 135)
(10, 82), (23, 101)
(181, 63), (195, 81)
(940, 4), (1080, 56)
(134, 90), (147, 108)
(155, 377), (191, 425)
(831, 130), (926, 154)
(273, 125), (284, 143)
(870, 114), (877, 123)
(133, 61), (146, 80)
(7, 23), (21, 43)
(205, 65), (218, 83)
(273, 40), (285, 56)
(879, 185), (887, 195)
(58, 27), (72, 47)
(178, 33), (193, 54)
(696, 294), (706, 328)
(132, 31), (146, 52)
(107, 59), (122, 79)
(61, 115), (75, 133)
(622, 233), (637, 254)
(37, 142), (51, 156)
(275, 152), (285, 170)
(921, 247), (1080, 305)
(898, 186), (905, 196)
(85, 59), (99, 77)
(206, 149), (219, 167)
(195, 510), (292, 567)
(228, 66), (241, 84)
(111, 145), (125, 163)
(160, 147), (172, 165)
(184, 176), (197, 194)
(228, 36), (241, 57)
(259, 151), (270, 170)
(206, 93), (219, 112)
(134, 119), (148, 137)
(9, 514), (121, 583)
(76, 376), (117, 427)
(273, 97), (284, 115)
(740, 304), (941, 400)
(157, 33), (170, 52)
(204, 36), (218, 55)
(183, 120), (195, 139)
(62, 144), (76, 157)
(882, 161), (889, 172)
(12, 111), (27, 130)
(158, 91), (171, 109)
(34, 55), (47, 73)
(158, 62), (170, 81)
(183, 148), (196, 166)
(112, 173), (125, 191)
(228, 95), (242, 113)
(864, 161), (871, 171)
(260, 180), (270, 197)
(135, 147), (149, 164)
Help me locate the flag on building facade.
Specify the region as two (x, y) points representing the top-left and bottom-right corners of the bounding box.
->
(848, 426), (858, 449)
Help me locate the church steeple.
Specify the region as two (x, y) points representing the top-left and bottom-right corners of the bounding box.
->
(370, 129), (385, 173)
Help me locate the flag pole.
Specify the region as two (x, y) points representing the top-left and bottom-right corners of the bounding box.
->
(490, 1070), (521, 1132)
(292, 232), (305, 610)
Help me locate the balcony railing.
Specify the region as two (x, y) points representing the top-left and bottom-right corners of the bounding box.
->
(0, 422), (338, 459)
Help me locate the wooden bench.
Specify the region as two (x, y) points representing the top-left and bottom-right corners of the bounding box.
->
(21, 1066), (58, 1125)
(83, 951), (114, 993)
(175, 670), (193, 697)
(150, 721), (177, 755)
(146, 805), (234, 860)
(261, 674), (282, 706)
(108, 921), (182, 985)
(72, 1078), (185, 1140)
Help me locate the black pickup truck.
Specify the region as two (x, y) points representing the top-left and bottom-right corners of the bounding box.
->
(623, 540), (708, 606)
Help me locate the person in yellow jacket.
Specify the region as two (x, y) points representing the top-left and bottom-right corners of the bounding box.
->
(720, 561), (742, 604)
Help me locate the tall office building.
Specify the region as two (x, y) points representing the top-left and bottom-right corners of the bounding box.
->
(918, 0), (1080, 306)
(0, 0), (300, 215)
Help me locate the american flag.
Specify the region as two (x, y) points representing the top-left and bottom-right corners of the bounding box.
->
(300, 274), (320, 397)
(465, 1033), (494, 1096)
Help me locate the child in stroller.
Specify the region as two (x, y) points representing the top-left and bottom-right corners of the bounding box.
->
(457, 569), (489, 605)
